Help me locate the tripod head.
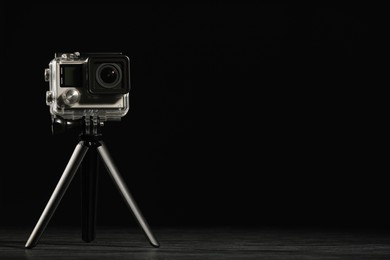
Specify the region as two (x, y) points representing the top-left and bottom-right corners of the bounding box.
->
(51, 116), (104, 136)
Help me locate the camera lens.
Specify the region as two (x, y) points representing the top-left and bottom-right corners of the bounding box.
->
(96, 63), (122, 89)
(100, 67), (118, 84)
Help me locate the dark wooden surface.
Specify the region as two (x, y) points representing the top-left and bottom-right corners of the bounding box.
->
(1, 227), (390, 259)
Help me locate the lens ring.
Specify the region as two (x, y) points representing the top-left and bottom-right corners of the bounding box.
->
(96, 63), (122, 89)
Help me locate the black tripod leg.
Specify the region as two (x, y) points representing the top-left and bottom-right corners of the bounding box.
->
(25, 142), (89, 249)
(81, 148), (99, 242)
(97, 142), (160, 248)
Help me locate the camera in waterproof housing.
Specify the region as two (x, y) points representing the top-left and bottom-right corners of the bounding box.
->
(45, 52), (130, 121)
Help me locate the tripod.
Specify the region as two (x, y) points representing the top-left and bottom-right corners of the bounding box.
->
(25, 118), (159, 249)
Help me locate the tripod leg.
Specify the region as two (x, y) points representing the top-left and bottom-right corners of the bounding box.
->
(81, 148), (99, 242)
(97, 142), (160, 248)
(25, 142), (89, 249)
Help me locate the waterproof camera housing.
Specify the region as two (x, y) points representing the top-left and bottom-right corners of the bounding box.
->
(45, 52), (130, 121)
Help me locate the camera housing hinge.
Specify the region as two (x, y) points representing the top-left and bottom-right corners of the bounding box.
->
(83, 116), (104, 136)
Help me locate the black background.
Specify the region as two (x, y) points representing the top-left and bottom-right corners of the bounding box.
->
(1, 4), (382, 229)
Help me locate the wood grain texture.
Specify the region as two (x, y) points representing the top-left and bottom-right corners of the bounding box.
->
(1, 227), (390, 259)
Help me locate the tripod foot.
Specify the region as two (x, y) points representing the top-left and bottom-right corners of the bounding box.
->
(150, 240), (160, 248)
(25, 243), (35, 249)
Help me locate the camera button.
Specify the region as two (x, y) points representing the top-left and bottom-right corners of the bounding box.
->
(44, 68), (50, 82)
(46, 91), (54, 105)
(62, 89), (81, 106)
